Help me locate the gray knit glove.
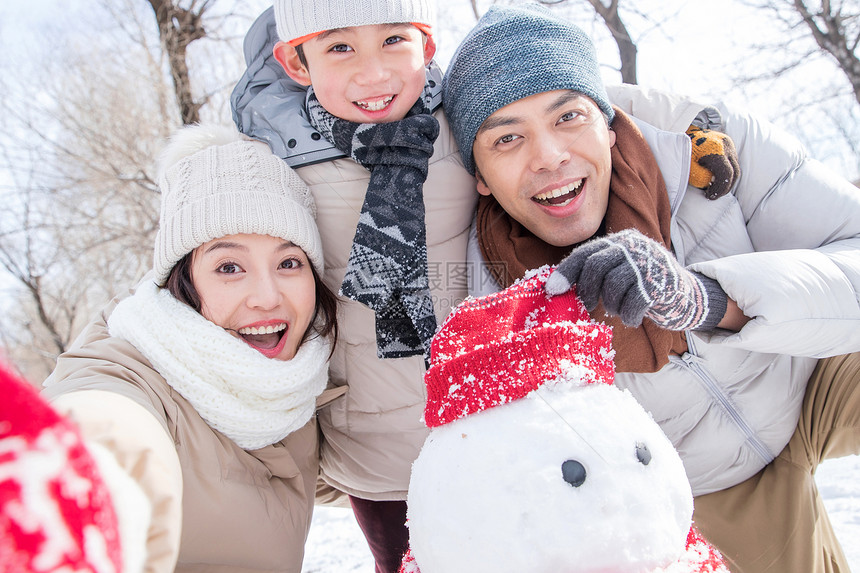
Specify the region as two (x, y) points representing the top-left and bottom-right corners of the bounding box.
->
(545, 229), (728, 330)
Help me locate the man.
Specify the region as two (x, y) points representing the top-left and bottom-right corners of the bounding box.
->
(443, 4), (860, 572)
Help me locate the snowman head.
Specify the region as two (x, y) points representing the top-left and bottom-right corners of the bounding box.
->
(406, 268), (694, 573)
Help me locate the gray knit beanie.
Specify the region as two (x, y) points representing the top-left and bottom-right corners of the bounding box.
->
(153, 124), (323, 285)
(443, 4), (615, 175)
(274, 0), (436, 44)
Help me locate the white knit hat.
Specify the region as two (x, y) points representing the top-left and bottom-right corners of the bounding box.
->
(274, 0), (436, 45)
(153, 124), (323, 284)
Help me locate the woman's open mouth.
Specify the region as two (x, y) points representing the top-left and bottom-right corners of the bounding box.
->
(237, 322), (288, 358)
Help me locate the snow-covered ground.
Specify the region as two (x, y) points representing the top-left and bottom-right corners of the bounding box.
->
(301, 455), (860, 572)
(817, 455), (860, 568)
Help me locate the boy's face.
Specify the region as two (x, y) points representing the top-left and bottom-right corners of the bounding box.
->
(275, 23), (435, 124)
(472, 90), (616, 248)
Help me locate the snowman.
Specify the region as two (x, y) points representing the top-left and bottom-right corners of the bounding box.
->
(400, 267), (728, 573)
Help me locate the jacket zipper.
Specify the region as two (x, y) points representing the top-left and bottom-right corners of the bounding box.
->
(672, 337), (774, 465)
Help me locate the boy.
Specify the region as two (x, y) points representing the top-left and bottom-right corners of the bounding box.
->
(231, 2), (477, 571)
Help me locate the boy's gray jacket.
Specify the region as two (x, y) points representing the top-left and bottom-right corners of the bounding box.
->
(232, 8), (476, 500)
(472, 84), (860, 496)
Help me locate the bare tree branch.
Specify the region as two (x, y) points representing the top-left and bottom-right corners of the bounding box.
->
(792, 0), (860, 106)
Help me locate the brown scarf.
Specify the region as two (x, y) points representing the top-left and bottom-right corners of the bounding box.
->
(476, 108), (687, 373)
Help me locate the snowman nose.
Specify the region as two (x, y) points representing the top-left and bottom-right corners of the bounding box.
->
(636, 442), (652, 465)
(561, 459), (587, 487)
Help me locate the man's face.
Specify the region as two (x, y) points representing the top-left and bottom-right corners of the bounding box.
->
(472, 90), (616, 247)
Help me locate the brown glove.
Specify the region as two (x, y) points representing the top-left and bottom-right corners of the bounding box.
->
(686, 125), (741, 200)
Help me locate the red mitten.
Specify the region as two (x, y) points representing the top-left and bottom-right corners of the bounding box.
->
(0, 361), (122, 572)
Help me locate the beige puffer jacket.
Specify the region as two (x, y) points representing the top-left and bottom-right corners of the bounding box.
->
(42, 293), (324, 572)
(294, 110), (478, 500)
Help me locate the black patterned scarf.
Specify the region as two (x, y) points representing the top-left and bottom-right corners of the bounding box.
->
(306, 82), (439, 363)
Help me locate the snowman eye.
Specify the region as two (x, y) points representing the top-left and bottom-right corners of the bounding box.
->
(561, 459), (587, 487)
(635, 442), (651, 465)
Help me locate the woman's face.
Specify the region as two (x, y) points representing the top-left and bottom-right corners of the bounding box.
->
(190, 234), (317, 361)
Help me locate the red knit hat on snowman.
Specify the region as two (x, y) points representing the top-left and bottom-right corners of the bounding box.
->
(0, 360), (123, 573)
(423, 266), (615, 428)
(401, 267), (728, 573)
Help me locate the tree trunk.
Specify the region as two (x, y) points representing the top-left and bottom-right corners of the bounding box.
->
(146, 0), (208, 124)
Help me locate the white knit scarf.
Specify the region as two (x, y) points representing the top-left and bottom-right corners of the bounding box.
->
(107, 281), (330, 450)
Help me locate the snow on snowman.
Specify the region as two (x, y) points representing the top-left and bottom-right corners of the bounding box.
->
(400, 266), (728, 573)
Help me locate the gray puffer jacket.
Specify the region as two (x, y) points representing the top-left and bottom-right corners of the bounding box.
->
(471, 84), (860, 496)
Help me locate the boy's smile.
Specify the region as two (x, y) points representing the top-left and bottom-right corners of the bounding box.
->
(354, 95), (395, 112)
(275, 23), (435, 124)
(351, 94), (401, 122)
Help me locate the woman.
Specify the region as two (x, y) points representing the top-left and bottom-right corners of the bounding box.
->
(42, 124), (339, 572)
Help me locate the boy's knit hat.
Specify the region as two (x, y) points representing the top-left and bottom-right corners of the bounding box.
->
(423, 267), (615, 428)
(443, 4), (615, 175)
(274, 0), (436, 46)
(153, 124), (323, 285)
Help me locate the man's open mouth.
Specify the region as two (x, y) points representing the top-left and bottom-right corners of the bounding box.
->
(533, 180), (583, 207)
